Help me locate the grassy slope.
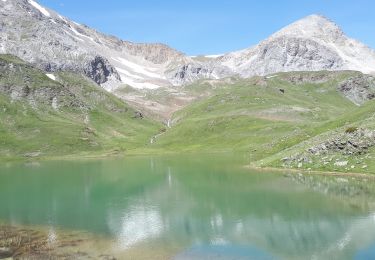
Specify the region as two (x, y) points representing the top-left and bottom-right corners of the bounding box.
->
(262, 100), (375, 173)
(2, 53), (375, 175)
(149, 71), (375, 173)
(0, 55), (161, 160)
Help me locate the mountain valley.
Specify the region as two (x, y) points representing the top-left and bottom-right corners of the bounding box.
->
(1, 0), (375, 174)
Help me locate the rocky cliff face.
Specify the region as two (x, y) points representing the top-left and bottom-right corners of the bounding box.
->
(166, 62), (233, 86)
(0, 0), (194, 90)
(0, 54), (87, 110)
(0, 0), (120, 85)
(339, 75), (375, 105)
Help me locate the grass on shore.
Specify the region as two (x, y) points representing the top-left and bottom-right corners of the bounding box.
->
(148, 71), (375, 174)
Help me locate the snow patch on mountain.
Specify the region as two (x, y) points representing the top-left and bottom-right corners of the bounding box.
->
(112, 57), (164, 79)
(205, 54), (224, 58)
(111, 69), (161, 90)
(70, 26), (96, 43)
(28, 0), (50, 17)
(46, 73), (56, 81)
(115, 67), (143, 80)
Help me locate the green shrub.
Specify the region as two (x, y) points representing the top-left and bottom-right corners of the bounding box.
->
(345, 126), (358, 133)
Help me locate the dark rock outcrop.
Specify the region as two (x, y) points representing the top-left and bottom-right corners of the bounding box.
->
(84, 56), (120, 84)
(283, 128), (375, 169)
(338, 75), (375, 105)
(308, 129), (375, 156)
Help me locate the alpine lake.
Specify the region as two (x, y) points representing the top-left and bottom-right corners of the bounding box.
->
(1, 154), (375, 259)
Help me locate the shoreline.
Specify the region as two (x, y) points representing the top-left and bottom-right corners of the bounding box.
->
(247, 165), (375, 180)
(0, 149), (236, 164)
(2, 150), (375, 180)
(0, 223), (178, 260)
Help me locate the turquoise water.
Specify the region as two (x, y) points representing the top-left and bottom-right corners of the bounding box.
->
(0, 154), (375, 259)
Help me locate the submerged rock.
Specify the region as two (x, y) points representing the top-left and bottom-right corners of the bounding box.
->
(0, 247), (13, 259)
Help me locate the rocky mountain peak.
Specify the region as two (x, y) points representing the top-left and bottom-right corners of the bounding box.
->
(272, 14), (344, 42)
(217, 13), (375, 78)
(273, 14), (344, 42)
(2, 0), (51, 19)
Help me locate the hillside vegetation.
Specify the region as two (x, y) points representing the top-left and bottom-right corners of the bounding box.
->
(0, 55), (161, 160)
(149, 71), (375, 173)
(2, 54), (375, 174)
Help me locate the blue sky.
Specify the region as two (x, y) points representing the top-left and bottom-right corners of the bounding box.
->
(39, 0), (375, 55)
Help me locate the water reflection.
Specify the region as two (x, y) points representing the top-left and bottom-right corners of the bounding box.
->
(357, 243), (375, 259)
(108, 205), (163, 249)
(0, 155), (375, 259)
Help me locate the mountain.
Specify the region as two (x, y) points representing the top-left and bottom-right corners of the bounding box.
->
(216, 15), (375, 78)
(3, 1), (375, 95)
(0, 0), (198, 91)
(153, 15), (375, 85)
